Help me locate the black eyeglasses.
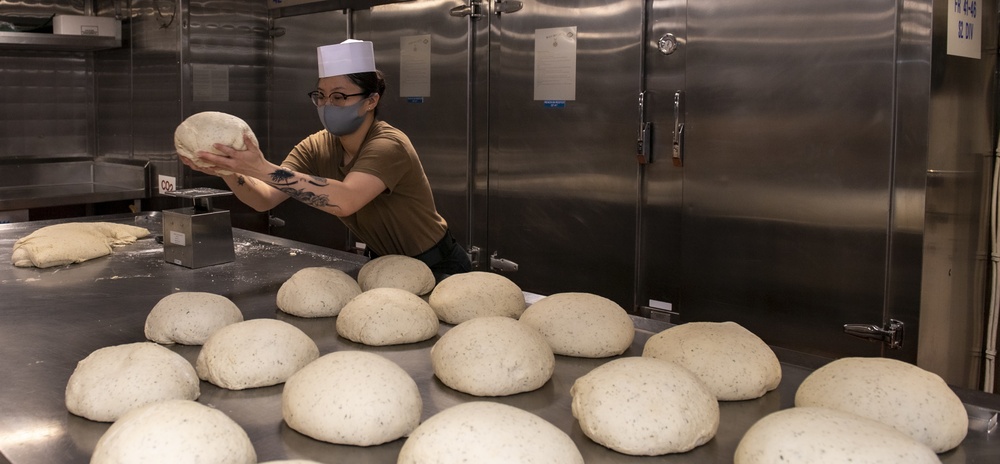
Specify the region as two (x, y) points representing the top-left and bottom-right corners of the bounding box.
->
(307, 91), (368, 107)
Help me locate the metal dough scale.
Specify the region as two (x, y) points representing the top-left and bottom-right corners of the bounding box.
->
(162, 187), (235, 268)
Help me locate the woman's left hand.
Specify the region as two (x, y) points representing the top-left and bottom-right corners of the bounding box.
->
(194, 133), (275, 178)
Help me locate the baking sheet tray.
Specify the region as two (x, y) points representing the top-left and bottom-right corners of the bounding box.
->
(0, 213), (997, 463)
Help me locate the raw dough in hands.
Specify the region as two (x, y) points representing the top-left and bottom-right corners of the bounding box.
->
(174, 111), (258, 175)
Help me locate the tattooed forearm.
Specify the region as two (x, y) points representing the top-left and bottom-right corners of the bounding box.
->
(306, 175), (328, 187)
(277, 187), (335, 208)
(269, 169), (297, 185)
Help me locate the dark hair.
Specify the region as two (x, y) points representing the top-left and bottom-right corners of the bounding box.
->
(348, 70), (386, 116)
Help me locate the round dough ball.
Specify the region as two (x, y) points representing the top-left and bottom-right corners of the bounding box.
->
(65, 342), (200, 422)
(174, 111), (257, 175)
(336, 287), (439, 346)
(642, 321), (781, 401)
(144, 292), (244, 345)
(196, 319), (319, 390)
(398, 401), (584, 464)
(357, 254), (435, 295)
(431, 316), (554, 396)
(282, 351), (422, 446)
(734, 407), (940, 464)
(570, 356), (719, 456)
(91, 399), (256, 464)
(428, 271), (525, 324)
(277, 267), (362, 318)
(794, 357), (968, 452)
(519, 292), (634, 358)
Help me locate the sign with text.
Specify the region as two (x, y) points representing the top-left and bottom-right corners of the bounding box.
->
(400, 35), (432, 98)
(534, 26), (577, 101)
(947, 0), (981, 59)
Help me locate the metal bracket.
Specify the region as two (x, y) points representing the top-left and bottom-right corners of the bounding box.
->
(449, 0), (484, 20)
(844, 319), (905, 349)
(495, 0), (524, 15)
(467, 245), (482, 268)
(489, 251), (519, 272)
(672, 91), (685, 167)
(636, 91), (652, 164)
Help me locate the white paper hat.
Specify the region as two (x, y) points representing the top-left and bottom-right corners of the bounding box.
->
(317, 39), (376, 78)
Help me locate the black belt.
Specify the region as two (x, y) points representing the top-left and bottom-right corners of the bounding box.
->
(365, 230), (455, 268)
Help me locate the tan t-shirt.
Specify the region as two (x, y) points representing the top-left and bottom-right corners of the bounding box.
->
(282, 121), (447, 256)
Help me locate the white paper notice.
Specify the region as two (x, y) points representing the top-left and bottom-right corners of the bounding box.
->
(193, 64), (230, 101)
(946, 0), (981, 59)
(400, 35), (432, 97)
(534, 26), (577, 101)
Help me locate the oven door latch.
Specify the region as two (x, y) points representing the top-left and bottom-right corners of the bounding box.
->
(843, 319), (905, 349)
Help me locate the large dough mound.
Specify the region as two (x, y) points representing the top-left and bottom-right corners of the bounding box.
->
(794, 357), (968, 452)
(398, 401), (584, 464)
(65, 342), (200, 422)
(144, 292), (244, 345)
(91, 399), (256, 464)
(642, 321), (781, 401)
(336, 287), (439, 346)
(431, 316), (554, 396)
(277, 267), (362, 317)
(428, 271), (526, 324)
(12, 222), (150, 268)
(570, 356), (719, 456)
(174, 111), (257, 175)
(519, 292), (634, 358)
(196, 319), (319, 390)
(282, 351), (422, 446)
(357, 254), (435, 295)
(734, 407), (940, 464)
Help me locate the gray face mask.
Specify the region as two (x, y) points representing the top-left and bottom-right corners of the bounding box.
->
(317, 99), (366, 136)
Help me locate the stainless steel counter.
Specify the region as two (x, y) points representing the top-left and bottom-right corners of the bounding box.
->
(0, 213), (997, 463)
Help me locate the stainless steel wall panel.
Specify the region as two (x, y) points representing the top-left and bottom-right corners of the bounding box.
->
(487, 0), (642, 306)
(675, 0), (898, 359)
(124, 0), (183, 170)
(0, 0), (94, 160)
(911, 0), (995, 387)
(0, 52), (93, 159)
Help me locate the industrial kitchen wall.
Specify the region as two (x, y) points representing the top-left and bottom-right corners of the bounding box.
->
(338, 0), (995, 390)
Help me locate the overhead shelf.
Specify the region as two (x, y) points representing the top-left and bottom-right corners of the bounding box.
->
(0, 31), (121, 52)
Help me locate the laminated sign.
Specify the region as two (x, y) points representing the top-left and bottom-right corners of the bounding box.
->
(947, 0), (981, 59)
